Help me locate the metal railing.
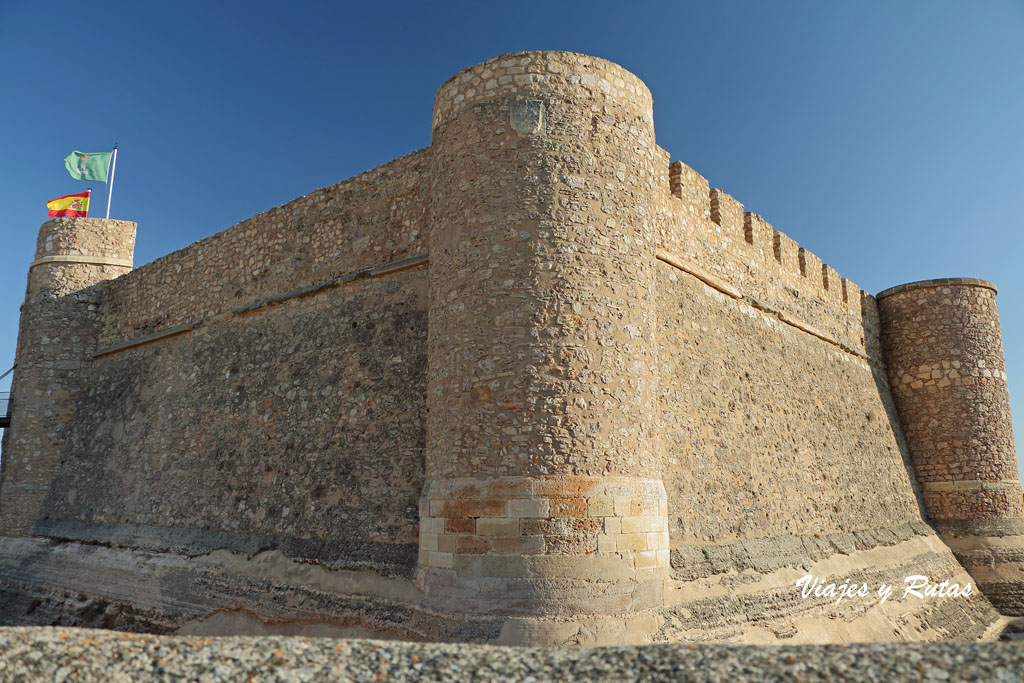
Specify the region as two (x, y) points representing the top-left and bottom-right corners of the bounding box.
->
(0, 366), (13, 429)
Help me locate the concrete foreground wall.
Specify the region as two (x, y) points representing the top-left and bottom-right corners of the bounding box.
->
(1, 51), (1022, 646)
(3, 628), (1024, 681)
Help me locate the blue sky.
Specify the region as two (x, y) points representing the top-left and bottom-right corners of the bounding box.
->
(1, 1), (1023, 470)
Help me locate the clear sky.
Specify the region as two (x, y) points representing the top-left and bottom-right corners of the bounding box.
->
(1, 1), (1023, 470)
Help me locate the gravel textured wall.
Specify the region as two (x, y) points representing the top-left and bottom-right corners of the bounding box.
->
(2, 627), (1024, 682)
(656, 267), (919, 546)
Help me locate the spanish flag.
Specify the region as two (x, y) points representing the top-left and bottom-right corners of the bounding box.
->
(46, 190), (90, 217)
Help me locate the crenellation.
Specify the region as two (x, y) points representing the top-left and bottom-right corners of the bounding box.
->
(822, 264), (841, 302)
(840, 277), (856, 307)
(709, 188), (744, 238)
(772, 229), (799, 274)
(742, 211), (772, 259)
(667, 161), (711, 227)
(661, 163), (872, 357)
(798, 247), (823, 294)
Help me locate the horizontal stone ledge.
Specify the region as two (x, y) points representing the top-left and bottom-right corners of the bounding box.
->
(12, 482), (48, 491)
(26, 519), (419, 580)
(93, 322), (196, 358)
(777, 310), (837, 346)
(441, 552), (669, 580)
(921, 479), (1023, 492)
(949, 546), (1024, 569)
(421, 475), (665, 500)
(92, 253), (429, 359)
(655, 247), (871, 362)
(655, 249), (741, 299)
(670, 520), (933, 581)
(934, 517), (1024, 538)
(29, 254), (133, 269)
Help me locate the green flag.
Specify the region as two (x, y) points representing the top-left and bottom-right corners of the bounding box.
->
(64, 151), (111, 182)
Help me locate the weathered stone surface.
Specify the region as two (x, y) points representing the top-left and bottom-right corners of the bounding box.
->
(6, 627), (1024, 682)
(0, 51), (1020, 646)
(879, 280), (1024, 614)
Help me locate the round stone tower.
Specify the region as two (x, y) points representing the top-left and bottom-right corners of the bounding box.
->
(0, 217), (135, 535)
(422, 52), (668, 645)
(878, 278), (1024, 613)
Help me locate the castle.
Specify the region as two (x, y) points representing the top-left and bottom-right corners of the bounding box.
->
(1, 51), (1022, 646)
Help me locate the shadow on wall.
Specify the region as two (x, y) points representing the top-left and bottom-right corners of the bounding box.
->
(866, 350), (930, 525)
(0, 366), (13, 460)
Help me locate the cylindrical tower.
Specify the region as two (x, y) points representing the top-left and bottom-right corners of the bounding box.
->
(422, 52), (667, 645)
(0, 217), (135, 536)
(878, 278), (1024, 613)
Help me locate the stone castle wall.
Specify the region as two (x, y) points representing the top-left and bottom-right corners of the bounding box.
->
(4, 152), (434, 578)
(647, 155), (991, 640)
(0, 51), (1019, 645)
(654, 160), (916, 545)
(0, 218), (135, 535)
(878, 280), (1020, 521)
(97, 148), (429, 350)
(33, 268), (428, 578)
(878, 279), (1024, 612)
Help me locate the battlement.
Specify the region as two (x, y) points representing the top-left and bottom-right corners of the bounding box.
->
(664, 160), (870, 359)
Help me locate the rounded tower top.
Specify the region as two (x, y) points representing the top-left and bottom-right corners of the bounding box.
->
(431, 51), (653, 135)
(33, 217), (136, 265)
(26, 217), (136, 302)
(876, 277), (997, 300)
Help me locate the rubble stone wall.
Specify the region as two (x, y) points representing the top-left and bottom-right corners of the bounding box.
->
(32, 267), (428, 579)
(422, 51), (669, 644)
(644, 157), (994, 635)
(97, 148), (430, 350)
(878, 280), (1024, 613)
(0, 50), (1019, 644)
(652, 160), (923, 550)
(0, 218), (136, 536)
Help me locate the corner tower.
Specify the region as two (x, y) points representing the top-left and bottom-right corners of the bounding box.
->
(0, 217), (136, 535)
(878, 278), (1024, 613)
(422, 52), (667, 645)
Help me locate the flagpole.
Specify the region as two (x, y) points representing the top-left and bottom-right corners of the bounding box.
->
(105, 144), (118, 219)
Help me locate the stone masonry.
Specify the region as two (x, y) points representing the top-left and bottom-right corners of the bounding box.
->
(0, 218), (135, 535)
(879, 279), (1024, 612)
(0, 52), (1020, 646)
